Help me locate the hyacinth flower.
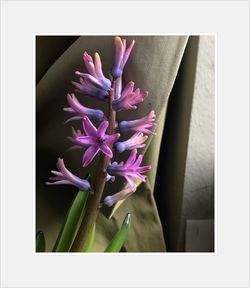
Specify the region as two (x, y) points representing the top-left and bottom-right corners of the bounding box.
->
(72, 52), (111, 100)
(63, 93), (105, 123)
(45, 36), (157, 252)
(112, 81), (148, 111)
(119, 110), (157, 135)
(76, 116), (120, 167)
(114, 132), (148, 153)
(107, 149), (151, 192)
(104, 187), (133, 207)
(46, 158), (90, 191)
(112, 36), (135, 78)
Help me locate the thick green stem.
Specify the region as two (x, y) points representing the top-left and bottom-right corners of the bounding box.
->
(70, 80), (117, 252)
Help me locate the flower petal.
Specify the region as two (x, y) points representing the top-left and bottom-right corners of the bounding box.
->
(64, 116), (82, 124)
(137, 165), (152, 173)
(105, 133), (120, 145)
(127, 172), (145, 182)
(97, 120), (109, 137)
(122, 81), (134, 97)
(124, 149), (137, 168)
(75, 72), (102, 88)
(133, 154), (143, 167)
(94, 52), (105, 79)
(82, 146), (99, 167)
(46, 180), (73, 186)
(99, 144), (113, 158)
(82, 116), (97, 136)
(57, 158), (75, 180)
(83, 52), (96, 76)
(124, 176), (136, 192)
(76, 135), (97, 145)
(122, 40), (135, 66)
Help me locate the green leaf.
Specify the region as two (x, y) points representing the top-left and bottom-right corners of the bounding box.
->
(82, 223), (96, 252)
(36, 231), (46, 252)
(105, 213), (131, 252)
(53, 190), (89, 252)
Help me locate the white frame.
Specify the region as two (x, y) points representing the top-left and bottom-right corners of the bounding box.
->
(1, 1), (249, 287)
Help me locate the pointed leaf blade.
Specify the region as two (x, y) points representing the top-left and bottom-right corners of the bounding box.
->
(53, 190), (89, 252)
(105, 213), (131, 252)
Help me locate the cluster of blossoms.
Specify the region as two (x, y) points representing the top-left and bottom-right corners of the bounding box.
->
(47, 36), (156, 206)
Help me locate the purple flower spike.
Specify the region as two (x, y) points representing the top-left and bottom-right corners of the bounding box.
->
(112, 37), (135, 79)
(115, 132), (148, 153)
(112, 82), (148, 111)
(46, 158), (90, 191)
(63, 93), (105, 122)
(107, 149), (151, 192)
(119, 110), (157, 135)
(76, 116), (120, 167)
(104, 187), (133, 207)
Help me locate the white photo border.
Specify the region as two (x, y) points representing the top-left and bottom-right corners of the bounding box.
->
(1, 1), (249, 287)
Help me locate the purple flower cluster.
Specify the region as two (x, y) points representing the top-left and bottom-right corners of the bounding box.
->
(47, 36), (157, 205)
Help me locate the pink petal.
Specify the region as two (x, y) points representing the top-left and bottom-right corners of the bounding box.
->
(134, 144), (146, 149)
(124, 176), (136, 192)
(94, 53), (105, 78)
(122, 40), (135, 66)
(57, 158), (74, 180)
(46, 180), (72, 186)
(141, 128), (156, 135)
(114, 36), (124, 67)
(49, 176), (62, 181)
(67, 93), (83, 112)
(133, 154), (143, 167)
(71, 81), (82, 90)
(82, 146), (99, 167)
(99, 144), (113, 158)
(122, 81), (134, 97)
(76, 135), (97, 145)
(64, 116), (82, 124)
(82, 116), (97, 136)
(97, 120), (109, 137)
(130, 172), (146, 182)
(63, 107), (74, 113)
(83, 52), (96, 76)
(138, 165), (152, 173)
(51, 170), (63, 177)
(75, 72), (102, 87)
(124, 149), (137, 168)
(105, 133), (120, 145)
